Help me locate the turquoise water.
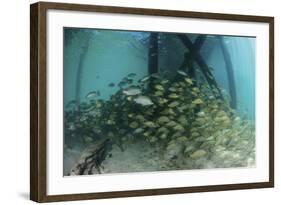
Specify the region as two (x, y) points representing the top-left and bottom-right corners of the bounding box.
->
(64, 29), (255, 119)
(63, 28), (256, 175)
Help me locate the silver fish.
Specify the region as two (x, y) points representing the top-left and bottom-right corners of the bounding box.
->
(120, 77), (133, 85)
(134, 96), (153, 106)
(126, 78), (133, 84)
(151, 73), (161, 79)
(127, 73), (137, 78)
(108, 82), (115, 87)
(66, 100), (77, 109)
(122, 87), (141, 96)
(118, 81), (127, 87)
(177, 70), (188, 76)
(133, 128), (144, 134)
(86, 91), (100, 99)
(139, 75), (151, 83)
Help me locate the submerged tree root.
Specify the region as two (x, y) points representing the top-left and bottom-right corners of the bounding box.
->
(69, 138), (112, 175)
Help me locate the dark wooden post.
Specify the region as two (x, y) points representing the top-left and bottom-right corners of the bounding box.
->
(178, 35), (206, 79)
(177, 34), (224, 100)
(148, 33), (158, 74)
(75, 36), (90, 108)
(218, 36), (237, 109)
(148, 32), (159, 89)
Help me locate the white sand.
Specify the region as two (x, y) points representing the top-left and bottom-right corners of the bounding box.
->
(100, 140), (166, 174)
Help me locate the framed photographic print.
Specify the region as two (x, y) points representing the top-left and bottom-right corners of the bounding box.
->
(30, 1), (274, 202)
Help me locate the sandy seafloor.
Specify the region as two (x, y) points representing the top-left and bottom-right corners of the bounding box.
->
(64, 132), (255, 176)
(100, 141), (165, 173)
(64, 140), (165, 175)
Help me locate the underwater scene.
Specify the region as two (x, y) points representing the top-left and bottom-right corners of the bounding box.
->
(63, 28), (256, 176)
